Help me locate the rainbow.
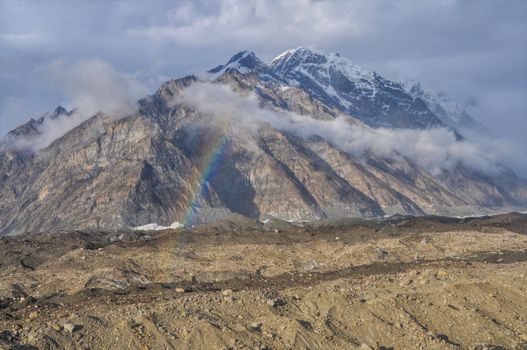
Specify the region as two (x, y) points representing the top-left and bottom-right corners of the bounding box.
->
(182, 135), (228, 226)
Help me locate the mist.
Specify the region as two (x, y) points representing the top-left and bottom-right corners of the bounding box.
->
(3, 59), (148, 151)
(178, 82), (523, 177)
(40, 59), (147, 118)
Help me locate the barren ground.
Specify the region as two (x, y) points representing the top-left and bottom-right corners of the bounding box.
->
(1, 213), (527, 350)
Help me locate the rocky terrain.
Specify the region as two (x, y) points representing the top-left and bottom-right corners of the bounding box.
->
(1, 212), (527, 349)
(1, 47), (527, 235)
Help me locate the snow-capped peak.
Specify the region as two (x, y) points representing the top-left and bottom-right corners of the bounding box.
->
(401, 80), (483, 131)
(53, 105), (69, 117)
(400, 80), (424, 97)
(270, 46), (327, 66)
(266, 46), (378, 112)
(270, 46), (374, 82)
(207, 50), (267, 78)
(203, 47), (475, 130)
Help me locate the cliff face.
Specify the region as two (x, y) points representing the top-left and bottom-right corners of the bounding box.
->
(1, 49), (526, 235)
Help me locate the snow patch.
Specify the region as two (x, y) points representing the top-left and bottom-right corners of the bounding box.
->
(133, 221), (184, 231)
(207, 51), (259, 80)
(270, 46), (376, 108)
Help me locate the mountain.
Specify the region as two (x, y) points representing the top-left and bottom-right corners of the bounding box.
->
(401, 80), (486, 132)
(206, 47), (448, 130)
(4, 106), (71, 139)
(1, 47), (526, 235)
(207, 50), (267, 77)
(266, 47), (447, 129)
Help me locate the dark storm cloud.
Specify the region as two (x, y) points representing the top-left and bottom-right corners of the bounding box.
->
(0, 0), (526, 173)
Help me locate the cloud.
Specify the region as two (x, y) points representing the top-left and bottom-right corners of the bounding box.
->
(0, 32), (42, 47)
(0, 0), (525, 174)
(7, 112), (104, 152)
(3, 59), (147, 151)
(39, 59), (147, 118)
(126, 1), (360, 50)
(178, 82), (521, 176)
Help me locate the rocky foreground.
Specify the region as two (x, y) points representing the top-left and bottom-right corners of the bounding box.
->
(1, 213), (527, 350)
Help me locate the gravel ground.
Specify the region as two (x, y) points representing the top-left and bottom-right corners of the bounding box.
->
(1, 213), (527, 349)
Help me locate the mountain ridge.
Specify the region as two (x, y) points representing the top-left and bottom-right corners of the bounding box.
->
(1, 47), (526, 235)
(212, 47), (448, 130)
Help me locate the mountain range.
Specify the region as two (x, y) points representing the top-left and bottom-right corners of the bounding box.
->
(1, 46), (526, 235)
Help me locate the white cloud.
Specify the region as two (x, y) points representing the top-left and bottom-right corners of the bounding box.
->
(178, 82), (516, 176)
(126, 1), (360, 49)
(7, 112), (103, 152)
(39, 59), (147, 118)
(0, 32), (42, 46)
(4, 59), (148, 151)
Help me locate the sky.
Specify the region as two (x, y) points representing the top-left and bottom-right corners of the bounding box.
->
(0, 0), (526, 172)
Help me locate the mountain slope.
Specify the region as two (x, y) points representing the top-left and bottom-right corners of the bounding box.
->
(1, 48), (526, 235)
